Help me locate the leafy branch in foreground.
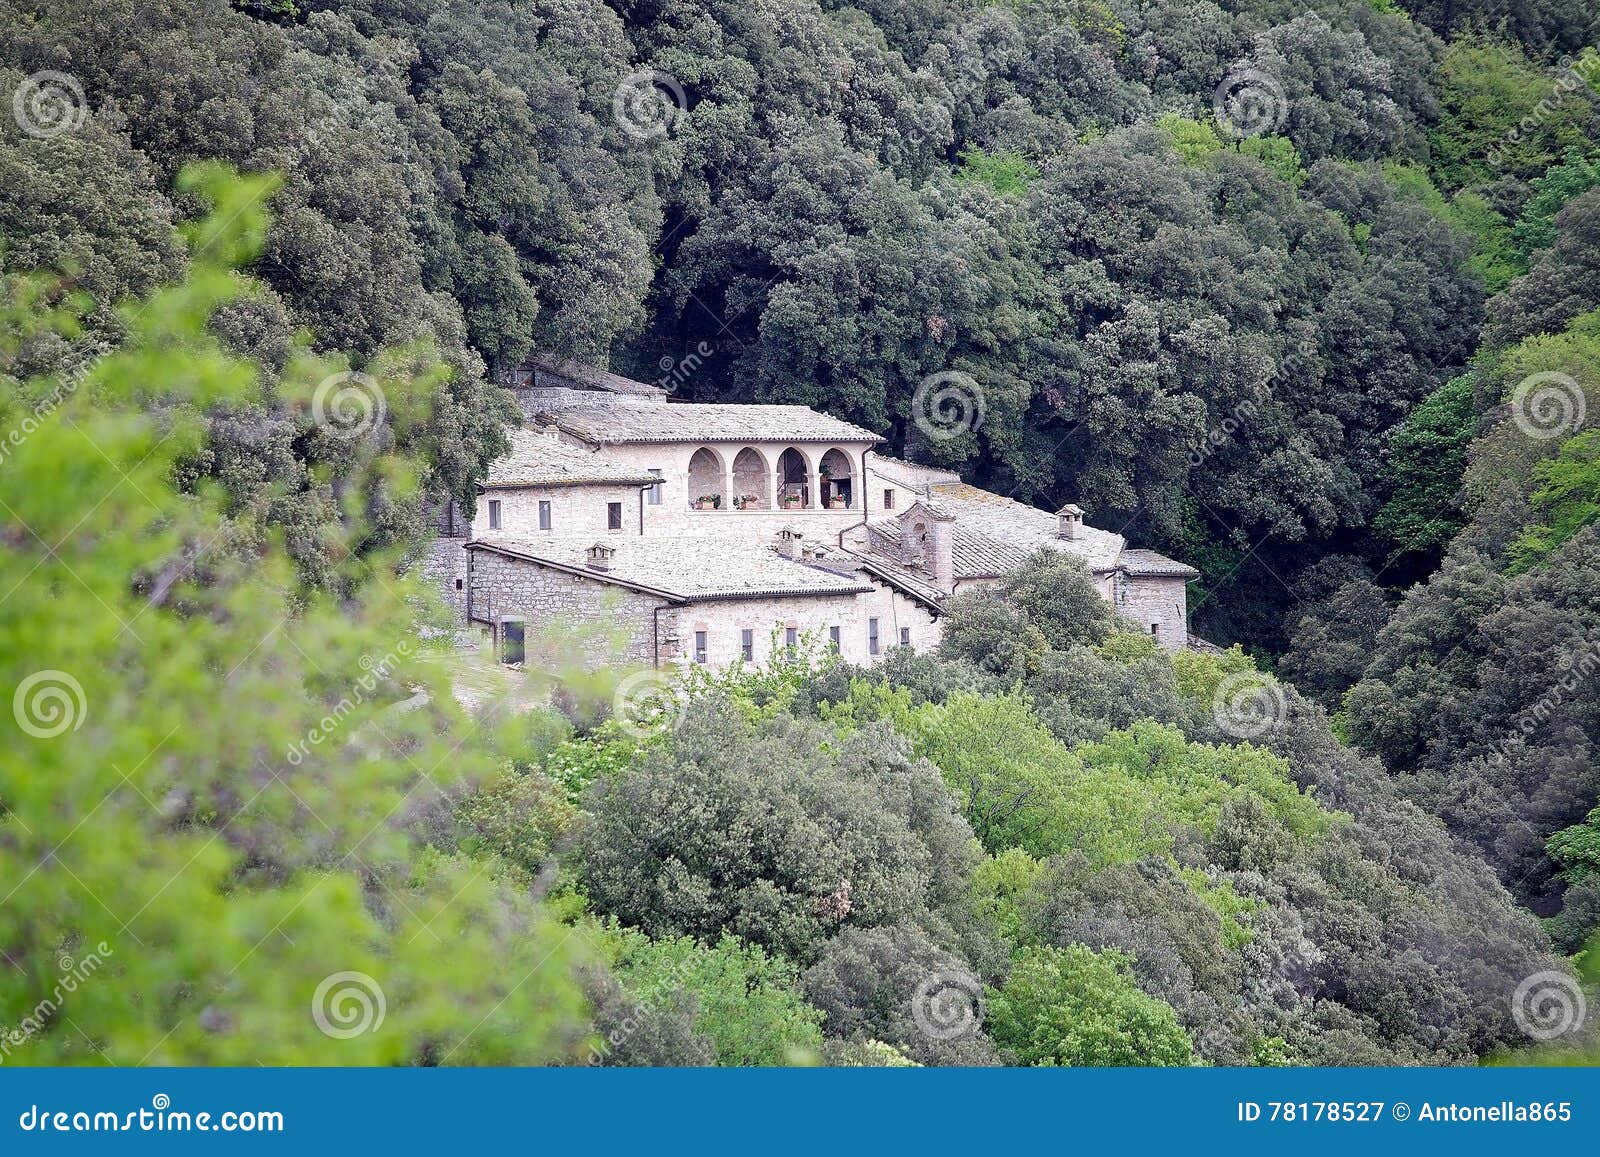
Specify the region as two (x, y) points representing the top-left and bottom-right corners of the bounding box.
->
(0, 164), (590, 1065)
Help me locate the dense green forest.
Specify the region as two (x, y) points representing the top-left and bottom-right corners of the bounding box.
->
(2, 0), (1599, 1064)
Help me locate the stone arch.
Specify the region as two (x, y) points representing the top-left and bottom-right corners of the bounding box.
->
(776, 447), (811, 509)
(687, 446), (727, 509)
(818, 446), (855, 509)
(731, 447), (770, 510)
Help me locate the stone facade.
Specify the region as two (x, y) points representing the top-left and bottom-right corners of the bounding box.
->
(1113, 573), (1190, 652)
(432, 363), (1201, 669)
(468, 548), (663, 666)
(473, 482), (648, 539)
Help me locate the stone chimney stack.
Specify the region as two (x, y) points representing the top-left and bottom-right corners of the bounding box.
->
(775, 526), (803, 560)
(1057, 503), (1083, 541)
(586, 542), (616, 572)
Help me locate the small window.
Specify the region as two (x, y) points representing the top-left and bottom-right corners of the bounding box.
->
(694, 629), (708, 665)
(607, 501), (623, 531)
(648, 469), (664, 506)
(868, 617), (880, 656)
(741, 628), (754, 662)
(828, 625), (840, 650)
(1150, 623), (1160, 638)
(900, 627), (911, 647)
(488, 499), (502, 530)
(455, 578), (463, 591)
(883, 488), (895, 510)
(538, 500), (552, 530)
(785, 627), (798, 652)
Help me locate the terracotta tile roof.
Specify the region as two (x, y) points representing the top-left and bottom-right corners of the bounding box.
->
(483, 428), (661, 488)
(516, 387), (883, 445)
(468, 535), (875, 602)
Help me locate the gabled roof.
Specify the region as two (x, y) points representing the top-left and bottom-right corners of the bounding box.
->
(483, 428), (660, 489)
(467, 535), (874, 602)
(1116, 549), (1200, 579)
(516, 387), (883, 446)
(924, 483), (1127, 573)
(866, 453), (962, 489)
(522, 356), (668, 398)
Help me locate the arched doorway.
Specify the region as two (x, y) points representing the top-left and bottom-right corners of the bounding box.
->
(776, 447), (810, 510)
(687, 446), (726, 510)
(731, 447), (771, 510)
(819, 447), (855, 509)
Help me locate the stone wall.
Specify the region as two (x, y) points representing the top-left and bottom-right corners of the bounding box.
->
(1114, 573), (1190, 651)
(467, 548), (665, 666)
(415, 537), (469, 624)
(473, 483), (648, 539)
(661, 577), (941, 669)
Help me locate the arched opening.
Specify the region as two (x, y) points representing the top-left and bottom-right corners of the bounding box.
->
(687, 447), (726, 510)
(776, 447), (810, 510)
(731, 447), (770, 510)
(819, 447), (855, 509)
(906, 517), (929, 569)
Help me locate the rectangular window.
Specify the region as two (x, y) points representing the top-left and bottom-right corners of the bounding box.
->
(1150, 623), (1160, 638)
(785, 627), (798, 652)
(741, 628), (754, 662)
(868, 617), (880, 656)
(884, 488), (895, 510)
(694, 629), (708, 665)
(487, 499), (502, 530)
(648, 469), (664, 506)
(900, 627), (911, 647)
(455, 578), (463, 591)
(538, 500), (551, 530)
(607, 501), (623, 530)
(829, 625), (840, 650)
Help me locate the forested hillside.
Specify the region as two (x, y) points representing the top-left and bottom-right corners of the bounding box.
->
(2, 0), (1599, 1065)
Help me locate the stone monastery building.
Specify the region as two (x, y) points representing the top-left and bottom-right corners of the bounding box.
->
(431, 359), (1198, 669)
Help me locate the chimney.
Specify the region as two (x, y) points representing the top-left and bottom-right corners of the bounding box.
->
(586, 542), (616, 572)
(775, 526), (803, 561)
(1057, 503), (1083, 541)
